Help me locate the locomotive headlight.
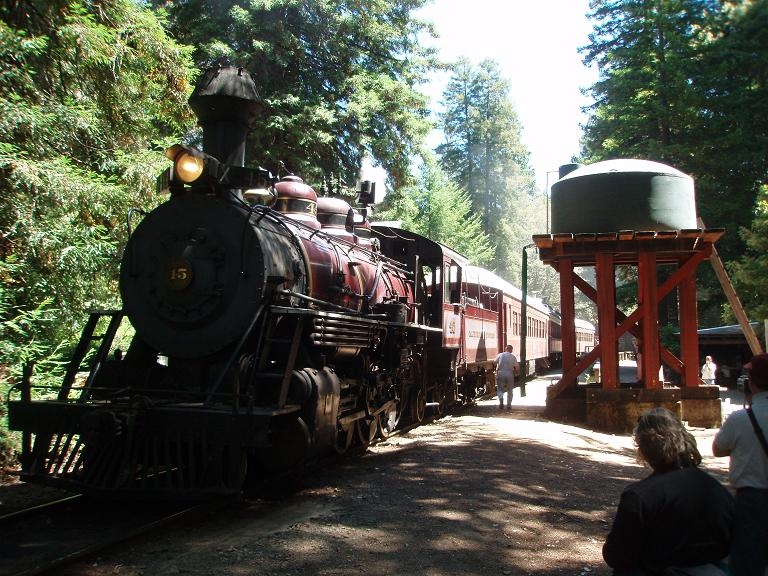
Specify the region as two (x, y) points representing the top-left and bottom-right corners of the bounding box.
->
(175, 151), (205, 183)
(166, 144), (206, 183)
(157, 143), (275, 195)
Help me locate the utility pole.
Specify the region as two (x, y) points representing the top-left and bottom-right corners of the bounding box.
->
(520, 243), (535, 379)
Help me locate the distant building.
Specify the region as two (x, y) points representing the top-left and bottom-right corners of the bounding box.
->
(697, 323), (761, 386)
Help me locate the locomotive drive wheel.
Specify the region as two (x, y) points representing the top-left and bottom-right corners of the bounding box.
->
(411, 386), (426, 423)
(356, 416), (378, 446)
(377, 403), (401, 439)
(334, 422), (354, 454)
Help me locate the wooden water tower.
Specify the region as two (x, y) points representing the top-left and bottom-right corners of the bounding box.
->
(534, 160), (724, 432)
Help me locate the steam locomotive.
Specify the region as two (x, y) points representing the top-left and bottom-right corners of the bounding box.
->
(7, 67), (594, 498)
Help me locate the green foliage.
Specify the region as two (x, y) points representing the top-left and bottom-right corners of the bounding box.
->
(660, 323), (681, 358)
(581, 0), (719, 163)
(435, 57), (537, 281)
(730, 185), (768, 321)
(700, 1), (768, 323)
(0, 1), (196, 348)
(0, 1), (197, 463)
(375, 155), (494, 264)
(579, 0), (768, 325)
(0, 263), (67, 388)
(151, 0), (437, 190)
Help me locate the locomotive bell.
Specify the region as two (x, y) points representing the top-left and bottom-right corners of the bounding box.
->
(550, 159), (698, 234)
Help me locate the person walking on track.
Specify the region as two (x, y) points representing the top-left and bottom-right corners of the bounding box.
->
(494, 344), (519, 410)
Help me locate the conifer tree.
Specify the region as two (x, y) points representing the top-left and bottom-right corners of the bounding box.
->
(375, 155), (494, 265)
(579, 0), (768, 324)
(150, 0), (437, 190)
(0, 1), (196, 378)
(436, 58), (536, 283)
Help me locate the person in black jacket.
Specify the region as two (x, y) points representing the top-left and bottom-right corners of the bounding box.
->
(603, 407), (735, 576)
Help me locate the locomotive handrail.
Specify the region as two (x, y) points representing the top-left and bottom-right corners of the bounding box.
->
(364, 261), (384, 301)
(276, 289), (368, 313)
(78, 311), (124, 403)
(205, 300), (267, 407)
(125, 208), (148, 238)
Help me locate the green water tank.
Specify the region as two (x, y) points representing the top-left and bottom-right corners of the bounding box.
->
(550, 159), (697, 234)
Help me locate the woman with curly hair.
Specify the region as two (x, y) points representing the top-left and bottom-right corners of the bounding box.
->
(603, 407), (734, 576)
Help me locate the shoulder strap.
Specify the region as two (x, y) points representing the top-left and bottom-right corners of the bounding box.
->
(746, 407), (768, 458)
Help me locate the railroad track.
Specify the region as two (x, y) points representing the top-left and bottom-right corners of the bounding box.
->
(0, 493), (240, 576)
(0, 397), (487, 575)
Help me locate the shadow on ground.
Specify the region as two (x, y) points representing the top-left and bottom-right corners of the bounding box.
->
(98, 407), (652, 576)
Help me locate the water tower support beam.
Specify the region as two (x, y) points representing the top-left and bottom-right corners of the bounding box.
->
(559, 258), (576, 381)
(596, 252), (618, 388)
(679, 257), (701, 387)
(639, 251), (661, 389)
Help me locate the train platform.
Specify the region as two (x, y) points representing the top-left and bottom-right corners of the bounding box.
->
(482, 359), (746, 422)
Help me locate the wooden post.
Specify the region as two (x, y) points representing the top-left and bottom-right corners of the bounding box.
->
(639, 251), (661, 388)
(559, 258), (576, 387)
(596, 252), (618, 388)
(698, 217), (762, 354)
(678, 256), (700, 387)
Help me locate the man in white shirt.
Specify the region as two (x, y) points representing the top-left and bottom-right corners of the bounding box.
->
(701, 355), (717, 385)
(713, 353), (768, 576)
(494, 344), (519, 410)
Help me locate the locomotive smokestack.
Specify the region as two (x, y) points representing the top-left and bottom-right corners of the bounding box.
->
(188, 66), (262, 167)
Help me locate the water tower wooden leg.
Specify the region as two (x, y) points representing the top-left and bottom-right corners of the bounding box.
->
(559, 258), (576, 386)
(679, 258), (700, 387)
(596, 252), (618, 388)
(639, 251), (661, 389)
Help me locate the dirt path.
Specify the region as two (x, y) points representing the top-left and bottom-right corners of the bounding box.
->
(53, 379), (734, 576)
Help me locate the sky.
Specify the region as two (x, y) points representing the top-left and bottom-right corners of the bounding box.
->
(416, 0), (599, 193)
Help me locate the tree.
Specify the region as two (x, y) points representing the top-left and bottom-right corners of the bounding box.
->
(436, 57), (536, 281)
(374, 155), (494, 265)
(730, 184), (768, 322)
(698, 0), (768, 323)
(580, 0), (720, 163)
(579, 0), (768, 325)
(0, 0), (197, 385)
(150, 0), (437, 191)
